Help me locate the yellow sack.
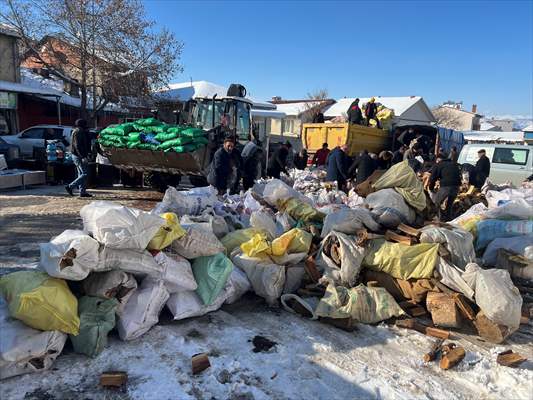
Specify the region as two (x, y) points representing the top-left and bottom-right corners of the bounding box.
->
(147, 212), (186, 250)
(373, 160), (426, 211)
(272, 228), (312, 256)
(241, 233), (271, 258)
(277, 198), (325, 223)
(363, 239), (438, 280)
(221, 228), (266, 253)
(0, 271), (80, 335)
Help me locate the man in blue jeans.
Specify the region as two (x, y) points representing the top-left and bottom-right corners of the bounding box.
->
(66, 119), (92, 197)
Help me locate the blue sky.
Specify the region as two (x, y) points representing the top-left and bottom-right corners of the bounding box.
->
(144, 0), (533, 117)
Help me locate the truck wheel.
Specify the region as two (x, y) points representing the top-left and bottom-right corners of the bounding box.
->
(189, 175), (208, 187)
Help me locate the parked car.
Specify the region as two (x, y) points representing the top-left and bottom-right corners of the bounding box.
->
(0, 136), (20, 166)
(458, 143), (533, 186)
(2, 125), (74, 158)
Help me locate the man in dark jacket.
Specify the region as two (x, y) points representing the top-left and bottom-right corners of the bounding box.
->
(294, 149), (308, 170)
(474, 149), (491, 189)
(326, 145), (349, 191)
(312, 111), (325, 123)
(241, 140), (262, 191)
(449, 146), (459, 163)
(208, 138), (237, 195)
(267, 142), (289, 179)
(347, 98), (363, 125)
(65, 119), (92, 197)
(429, 153), (461, 221)
(391, 145), (406, 164)
(348, 150), (377, 183)
(364, 97), (378, 127)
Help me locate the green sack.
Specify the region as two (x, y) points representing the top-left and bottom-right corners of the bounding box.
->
(128, 132), (141, 142)
(134, 117), (162, 127)
(70, 296), (118, 357)
(192, 253), (234, 305)
(192, 136), (208, 145)
(127, 141), (141, 149)
(154, 131), (179, 142)
(142, 125), (168, 134)
(163, 144), (198, 153)
(181, 128), (205, 138)
(160, 136), (193, 150)
(166, 127), (183, 134)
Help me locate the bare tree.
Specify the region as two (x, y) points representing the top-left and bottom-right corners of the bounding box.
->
(302, 88), (329, 120)
(1, 0), (183, 124)
(432, 106), (465, 130)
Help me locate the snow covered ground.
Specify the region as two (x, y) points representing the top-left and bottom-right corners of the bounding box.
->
(1, 294), (532, 400)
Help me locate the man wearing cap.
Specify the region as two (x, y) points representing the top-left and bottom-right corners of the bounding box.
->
(208, 137), (236, 195)
(65, 119), (92, 197)
(474, 149), (491, 189)
(429, 152), (461, 221)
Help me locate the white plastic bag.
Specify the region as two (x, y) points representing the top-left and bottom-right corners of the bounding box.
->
(153, 252), (197, 293)
(436, 258), (474, 300)
(283, 266), (305, 294)
(225, 267), (251, 304)
(316, 231), (367, 287)
(39, 229), (100, 281)
(484, 198), (533, 220)
(321, 208), (380, 238)
(462, 263), (522, 331)
(482, 235), (533, 266)
(98, 247), (163, 277)
(243, 191), (261, 212)
(365, 188), (416, 227)
(263, 179), (311, 206)
(154, 186), (218, 216)
(250, 209), (278, 240)
(81, 201), (164, 250)
(180, 213), (229, 238)
(485, 188), (533, 208)
(275, 212), (295, 235)
(166, 282), (234, 320)
(171, 225), (225, 259)
(116, 278), (169, 341)
(81, 270), (137, 315)
(0, 302), (67, 380)
(420, 226), (475, 269)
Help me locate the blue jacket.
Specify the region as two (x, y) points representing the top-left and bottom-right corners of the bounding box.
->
(326, 147), (348, 182)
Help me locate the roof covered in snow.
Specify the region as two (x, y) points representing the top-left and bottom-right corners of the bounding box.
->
(157, 80), (276, 110)
(522, 124), (533, 132)
(462, 130), (524, 142)
(274, 101), (329, 117)
(480, 121), (498, 131)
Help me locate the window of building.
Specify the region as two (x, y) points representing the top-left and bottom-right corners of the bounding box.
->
(493, 148), (529, 166)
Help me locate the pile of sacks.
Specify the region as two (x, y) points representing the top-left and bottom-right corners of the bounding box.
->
(1, 164), (530, 380)
(98, 117), (208, 153)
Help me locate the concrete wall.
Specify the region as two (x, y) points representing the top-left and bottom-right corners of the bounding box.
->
(0, 33), (19, 82)
(433, 107), (480, 131)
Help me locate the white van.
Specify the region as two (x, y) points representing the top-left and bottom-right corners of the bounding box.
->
(458, 144), (532, 186)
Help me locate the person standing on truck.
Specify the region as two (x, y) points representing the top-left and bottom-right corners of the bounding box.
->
(312, 143), (330, 167)
(348, 150), (376, 184)
(364, 97), (379, 127)
(208, 137), (236, 195)
(429, 153), (461, 221)
(347, 98), (363, 125)
(65, 119), (92, 198)
(474, 149), (491, 189)
(312, 111), (325, 123)
(327, 145), (349, 191)
(267, 142), (290, 179)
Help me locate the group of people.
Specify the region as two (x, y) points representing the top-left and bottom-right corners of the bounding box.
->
(347, 97), (381, 128)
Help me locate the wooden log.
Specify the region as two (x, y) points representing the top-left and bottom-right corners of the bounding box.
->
(100, 371), (128, 387)
(473, 311), (511, 344)
(496, 350), (527, 368)
(423, 339), (444, 362)
(407, 305), (428, 318)
(385, 230), (416, 246)
(426, 292), (462, 328)
(440, 346), (465, 370)
(397, 223), (421, 238)
(191, 353), (211, 375)
(304, 256), (322, 283)
(453, 293), (477, 321)
(395, 318), (451, 339)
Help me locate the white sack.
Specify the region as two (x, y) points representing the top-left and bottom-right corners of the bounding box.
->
(484, 198), (533, 220)
(436, 258), (474, 300)
(263, 179), (311, 206)
(316, 231), (367, 287)
(420, 226), (476, 269)
(482, 235), (533, 266)
(365, 188), (416, 227)
(283, 266), (305, 294)
(98, 247), (162, 277)
(81, 201), (164, 249)
(462, 263), (522, 331)
(225, 267), (251, 304)
(485, 188), (533, 208)
(39, 229), (100, 281)
(275, 212), (295, 235)
(250, 209), (278, 239)
(116, 278), (169, 341)
(153, 252), (197, 293)
(154, 186), (218, 216)
(171, 225), (225, 259)
(166, 282), (234, 320)
(321, 208), (380, 238)
(0, 302), (67, 380)
(281, 294), (319, 320)
(180, 213), (229, 238)
(449, 202), (488, 227)
(81, 270), (137, 315)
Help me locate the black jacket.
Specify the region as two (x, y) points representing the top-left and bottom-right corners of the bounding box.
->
(365, 102), (377, 119)
(326, 147), (348, 182)
(208, 148), (235, 190)
(347, 103), (363, 124)
(349, 153), (376, 183)
(391, 150), (404, 165)
(71, 127), (91, 158)
(475, 155), (490, 177)
(429, 159), (461, 190)
(312, 113), (325, 123)
(268, 146), (289, 178)
(294, 154), (308, 170)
